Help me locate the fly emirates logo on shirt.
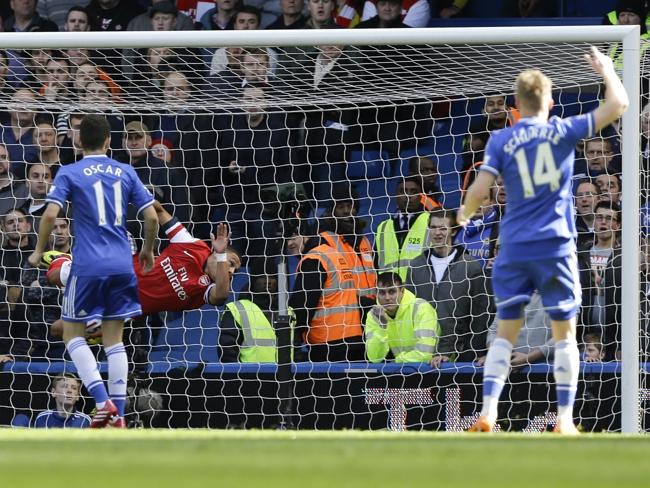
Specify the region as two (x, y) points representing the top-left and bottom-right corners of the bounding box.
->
(160, 256), (189, 300)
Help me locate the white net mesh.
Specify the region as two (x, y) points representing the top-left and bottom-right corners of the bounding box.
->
(0, 35), (643, 431)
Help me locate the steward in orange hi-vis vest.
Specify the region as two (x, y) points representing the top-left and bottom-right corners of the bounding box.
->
(297, 243), (363, 345)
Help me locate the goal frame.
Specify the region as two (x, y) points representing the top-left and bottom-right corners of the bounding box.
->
(0, 25), (640, 432)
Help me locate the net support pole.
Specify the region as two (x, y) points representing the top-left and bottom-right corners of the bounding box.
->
(621, 26), (641, 434)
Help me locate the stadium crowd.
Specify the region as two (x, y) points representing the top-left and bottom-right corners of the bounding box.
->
(0, 0), (646, 426)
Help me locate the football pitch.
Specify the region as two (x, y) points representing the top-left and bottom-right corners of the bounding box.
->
(2, 430), (649, 488)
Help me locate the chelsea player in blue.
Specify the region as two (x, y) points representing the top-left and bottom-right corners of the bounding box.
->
(459, 47), (629, 434)
(29, 115), (159, 428)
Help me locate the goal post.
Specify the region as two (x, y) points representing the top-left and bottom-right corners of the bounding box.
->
(0, 25), (642, 432)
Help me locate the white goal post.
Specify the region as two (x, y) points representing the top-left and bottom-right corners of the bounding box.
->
(0, 25), (641, 432)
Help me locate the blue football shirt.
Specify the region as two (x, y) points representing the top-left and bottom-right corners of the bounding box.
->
(481, 113), (595, 259)
(33, 410), (91, 428)
(46, 155), (154, 277)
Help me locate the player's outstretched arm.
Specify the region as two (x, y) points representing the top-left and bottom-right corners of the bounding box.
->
(586, 46), (629, 132)
(457, 171), (496, 227)
(153, 199), (174, 227)
(207, 223), (230, 305)
(28, 203), (60, 267)
(139, 204), (159, 273)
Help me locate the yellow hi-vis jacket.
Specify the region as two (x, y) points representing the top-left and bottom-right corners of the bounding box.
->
(225, 300), (277, 363)
(375, 212), (429, 281)
(364, 289), (439, 363)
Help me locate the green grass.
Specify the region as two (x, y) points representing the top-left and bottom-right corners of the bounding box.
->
(1, 430), (649, 487)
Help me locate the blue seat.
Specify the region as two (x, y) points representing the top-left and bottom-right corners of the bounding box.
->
(347, 149), (389, 180)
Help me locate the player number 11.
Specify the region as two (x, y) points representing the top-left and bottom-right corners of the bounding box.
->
(514, 142), (561, 198)
(92, 180), (123, 226)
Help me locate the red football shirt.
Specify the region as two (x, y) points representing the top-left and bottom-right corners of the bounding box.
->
(133, 223), (214, 314)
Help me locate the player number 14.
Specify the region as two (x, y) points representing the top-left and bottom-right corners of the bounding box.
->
(92, 180), (123, 226)
(514, 142), (561, 198)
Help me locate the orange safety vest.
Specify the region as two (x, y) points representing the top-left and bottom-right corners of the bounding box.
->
(320, 231), (377, 299)
(297, 243), (363, 344)
(419, 194), (441, 211)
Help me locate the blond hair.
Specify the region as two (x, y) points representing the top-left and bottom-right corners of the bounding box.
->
(515, 69), (552, 112)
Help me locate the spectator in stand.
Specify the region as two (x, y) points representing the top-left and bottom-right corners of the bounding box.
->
(86, 0), (146, 85)
(319, 183), (376, 306)
(0, 143), (28, 215)
(200, 0), (240, 29)
(41, 56), (74, 103)
(357, 0), (409, 27)
(35, 118), (61, 176)
(209, 7), (277, 79)
(288, 220), (365, 362)
(574, 136), (616, 179)
(22, 48), (52, 91)
(406, 209), (491, 367)
(219, 271), (279, 363)
(334, 0), (363, 27)
(0, 50), (14, 97)
(38, 2), (91, 31)
(266, 0), (307, 29)
(0, 208), (36, 357)
(20, 162), (53, 231)
(360, 0), (429, 27)
(374, 177), (429, 280)
(58, 111), (84, 164)
(1, 88), (39, 180)
(455, 184), (501, 267)
(432, 0), (468, 18)
(366, 271), (439, 363)
(582, 332), (605, 362)
(3, 0), (58, 32)
(574, 179), (600, 250)
(305, 0), (338, 28)
(114, 120), (190, 241)
(128, 0), (195, 31)
(62, 5), (92, 31)
(501, 0), (558, 17)
(408, 155), (442, 210)
(578, 201), (621, 359)
(16, 215), (70, 360)
(86, 0), (145, 31)
(477, 289), (554, 369)
(595, 173), (622, 206)
(462, 94), (519, 171)
(215, 84), (302, 259)
(12, 374), (91, 428)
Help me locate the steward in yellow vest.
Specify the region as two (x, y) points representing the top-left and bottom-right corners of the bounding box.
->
(365, 272), (439, 363)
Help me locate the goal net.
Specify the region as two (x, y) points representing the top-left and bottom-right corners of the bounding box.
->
(0, 27), (643, 432)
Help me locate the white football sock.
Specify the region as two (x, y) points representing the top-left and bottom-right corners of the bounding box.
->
(105, 342), (128, 417)
(554, 339), (580, 425)
(67, 337), (108, 407)
(480, 337), (513, 422)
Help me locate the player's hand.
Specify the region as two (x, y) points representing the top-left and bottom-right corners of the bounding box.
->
(27, 251), (43, 268)
(584, 46), (615, 77)
(474, 355), (487, 367)
(139, 249), (155, 274)
(430, 355), (450, 368)
(211, 223), (230, 254)
(0, 354), (13, 364)
(456, 206), (470, 227)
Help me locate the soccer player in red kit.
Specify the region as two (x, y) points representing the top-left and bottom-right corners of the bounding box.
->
(47, 201), (241, 318)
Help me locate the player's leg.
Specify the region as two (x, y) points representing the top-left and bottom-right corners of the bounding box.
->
(62, 321), (110, 413)
(470, 260), (532, 431)
(101, 273), (143, 427)
(61, 275), (112, 424)
(101, 319), (128, 427)
(550, 318), (580, 434)
(536, 255), (581, 435)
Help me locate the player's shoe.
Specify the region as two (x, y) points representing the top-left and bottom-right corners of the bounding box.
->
(467, 416), (495, 433)
(90, 400), (118, 429)
(40, 250), (71, 269)
(108, 416), (126, 429)
(552, 421), (579, 435)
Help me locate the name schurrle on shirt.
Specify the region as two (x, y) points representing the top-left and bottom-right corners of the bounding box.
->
(503, 125), (562, 155)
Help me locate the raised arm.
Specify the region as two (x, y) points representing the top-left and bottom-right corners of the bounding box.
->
(139, 204), (159, 273)
(457, 171), (496, 227)
(586, 46), (630, 132)
(206, 223), (231, 306)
